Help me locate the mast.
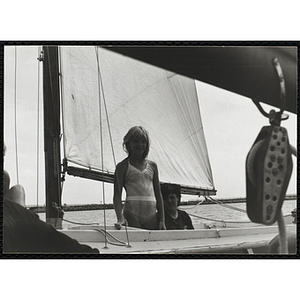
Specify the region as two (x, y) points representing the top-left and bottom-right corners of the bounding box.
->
(43, 46), (63, 228)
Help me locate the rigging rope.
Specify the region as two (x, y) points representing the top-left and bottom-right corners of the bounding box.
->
(95, 46), (118, 168)
(181, 196), (206, 209)
(206, 196), (247, 213)
(188, 212), (252, 225)
(62, 218), (100, 226)
(182, 196), (249, 226)
(93, 229), (129, 247)
(58, 46), (67, 160)
(57, 47), (67, 197)
(95, 46), (131, 247)
(97, 49), (118, 168)
(181, 195), (246, 219)
(183, 196), (292, 227)
(14, 46), (20, 185)
(95, 46), (109, 248)
(36, 47), (42, 212)
(183, 196), (246, 224)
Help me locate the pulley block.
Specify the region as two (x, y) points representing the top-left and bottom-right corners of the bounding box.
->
(246, 125), (293, 225)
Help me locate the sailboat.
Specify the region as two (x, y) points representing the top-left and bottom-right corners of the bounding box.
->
(4, 44), (297, 255)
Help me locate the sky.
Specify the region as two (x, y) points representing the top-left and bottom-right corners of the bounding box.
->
(3, 45), (297, 206)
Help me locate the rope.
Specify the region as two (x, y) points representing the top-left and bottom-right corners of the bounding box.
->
(181, 196), (206, 209)
(206, 196), (247, 213)
(63, 218), (100, 226)
(188, 212), (252, 225)
(290, 145), (297, 157)
(14, 46), (20, 184)
(93, 228), (129, 247)
(187, 207), (292, 227)
(181, 195), (247, 224)
(277, 210), (288, 254)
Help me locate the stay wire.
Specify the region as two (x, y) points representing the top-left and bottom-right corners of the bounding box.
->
(14, 46), (20, 185)
(57, 46), (67, 197)
(95, 46), (131, 247)
(36, 46), (42, 213)
(95, 47), (118, 168)
(97, 48), (117, 168)
(95, 46), (108, 248)
(58, 46), (67, 160)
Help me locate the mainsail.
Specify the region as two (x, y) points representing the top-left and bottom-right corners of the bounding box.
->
(59, 46), (215, 194)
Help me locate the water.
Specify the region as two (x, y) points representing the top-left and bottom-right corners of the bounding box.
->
(38, 200), (296, 229)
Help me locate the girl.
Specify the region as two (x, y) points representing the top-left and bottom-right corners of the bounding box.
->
(113, 126), (166, 230)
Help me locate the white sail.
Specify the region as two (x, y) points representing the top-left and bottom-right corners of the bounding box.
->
(60, 46), (215, 191)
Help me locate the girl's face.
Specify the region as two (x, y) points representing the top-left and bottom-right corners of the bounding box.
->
(128, 136), (147, 156)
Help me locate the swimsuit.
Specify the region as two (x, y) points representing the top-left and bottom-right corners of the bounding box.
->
(123, 160), (157, 227)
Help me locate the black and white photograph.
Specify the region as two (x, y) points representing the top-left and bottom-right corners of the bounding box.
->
(2, 43), (297, 256)
(1, 2), (299, 298)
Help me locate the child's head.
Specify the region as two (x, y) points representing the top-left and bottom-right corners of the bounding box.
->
(160, 183), (182, 206)
(123, 126), (150, 158)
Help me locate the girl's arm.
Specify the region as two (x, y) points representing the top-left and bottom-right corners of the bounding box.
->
(113, 161), (126, 229)
(151, 161), (166, 230)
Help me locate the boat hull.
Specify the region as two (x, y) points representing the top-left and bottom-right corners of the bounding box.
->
(60, 224), (296, 255)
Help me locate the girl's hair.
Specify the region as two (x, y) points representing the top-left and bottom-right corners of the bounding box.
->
(123, 126), (150, 158)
